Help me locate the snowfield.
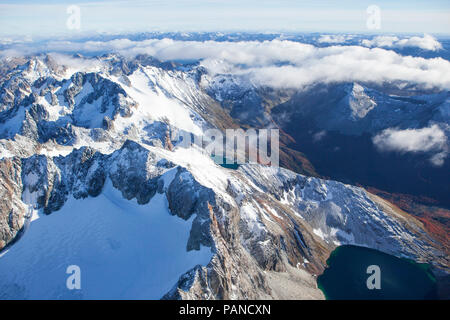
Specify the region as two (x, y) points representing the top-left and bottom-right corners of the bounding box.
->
(0, 179), (212, 299)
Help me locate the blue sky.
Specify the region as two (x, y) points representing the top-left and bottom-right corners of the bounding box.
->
(0, 0), (449, 38)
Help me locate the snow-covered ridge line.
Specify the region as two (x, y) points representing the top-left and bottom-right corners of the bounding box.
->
(0, 54), (218, 162)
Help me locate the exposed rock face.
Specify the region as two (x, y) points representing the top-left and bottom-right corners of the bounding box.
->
(109, 140), (164, 204)
(0, 54), (448, 300)
(236, 165), (448, 267)
(166, 167), (216, 251)
(0, 157), (25, 249)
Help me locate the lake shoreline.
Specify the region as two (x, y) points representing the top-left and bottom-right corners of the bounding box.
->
(317, 245), (440, 300)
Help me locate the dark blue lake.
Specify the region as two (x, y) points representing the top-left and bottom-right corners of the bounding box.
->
(317, 245), (438, 300)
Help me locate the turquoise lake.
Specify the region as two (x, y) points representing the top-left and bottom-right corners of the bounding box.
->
(212, 156), (240, 170)
(317, 245), (438, 300)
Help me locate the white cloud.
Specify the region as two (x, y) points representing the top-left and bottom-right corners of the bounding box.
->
(3, 38), (450, 91)
(49, 53), (105, 71)
(430, 152), (447, 166)
(362, 36), (398, 48)
(372, 125), (448, 166)
(313, 130), (327, 142)
(317, 35), (352, 44)
(361, 34), (442, 51)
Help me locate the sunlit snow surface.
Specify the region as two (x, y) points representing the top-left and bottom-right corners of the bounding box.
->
(0, 180), (212, 299)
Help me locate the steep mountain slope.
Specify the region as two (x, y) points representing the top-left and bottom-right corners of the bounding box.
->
(267, 82), (450, 208)
(1, 140), (447, 299)
(270, 82), (449, 135)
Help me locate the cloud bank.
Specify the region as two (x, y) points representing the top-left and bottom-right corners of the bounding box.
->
(361, 34), (442, 51)
(2, 37), (450, 91)
(372, 125), (448, 166)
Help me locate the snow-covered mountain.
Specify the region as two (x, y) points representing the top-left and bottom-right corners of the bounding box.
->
(271, 81), (450, 136)
(0, 54), (448, 299)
